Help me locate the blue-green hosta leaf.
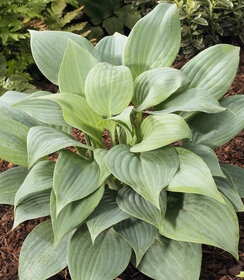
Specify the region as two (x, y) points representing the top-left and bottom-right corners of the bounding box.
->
(86, 189), (130, 242)
(54, 150), (100, 214)
(15, 161), (55, 207)
(85, 62), (133, 117)
(221, 164), (244, 198)
(130, 114), (192, 153)
(68, 226), (131, 280)
(190, 95), (244, 148)
(162, 193), (239, 259)
(27, 126), (92, 167)
(124, 3), (180, 78)
(0, 167), (28, 205)
(105, 144), (179, 208)
(30, 30), (99, 84)
(59, 40), (98, 96)
(137, 236), (202, 280)
(51, 186), (104, 244)
(117, 187), (167, 232)
(13, 190), (51, 229)
(167, 147), (224, 203)
(94, 149), (111, 185)
(95, 32), (127, 65)
(0, 91), (29, 105)
(181, 44), (240, 99)
(40, 93), (103, 146)
(183, 144), (225, 177)
(133, 67), (189, 112)
(0, 115), (29, 166)
(215, 168), (244, 212)
(153, 88), (226, 115)
(114, 218), (157, 266)
(12, 91), (67, 126)
(19, 220), (71, 280)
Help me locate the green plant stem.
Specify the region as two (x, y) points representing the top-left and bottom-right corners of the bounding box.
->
(110, 126), (116, 146)
(84, 134), (94, 160)
(135, 111), (142, 142)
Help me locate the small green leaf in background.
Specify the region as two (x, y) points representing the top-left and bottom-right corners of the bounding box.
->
(95, 32), (127, 65)
(124, 3), (180, 78)
(19, 220), (71, 280)
(68, 226), (132, 280)
(133, 67), (189, 111)
(130, 114), (192, 153)
(85, 62), (133, 117)
(237, 272), (244, 277)
(59, 40), (98, 96)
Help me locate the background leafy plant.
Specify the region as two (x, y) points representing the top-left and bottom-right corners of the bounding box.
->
(0, 0), (90, 95)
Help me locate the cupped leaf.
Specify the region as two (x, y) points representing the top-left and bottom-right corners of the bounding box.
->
(94, 149), (111, 185)
(54, 150), (100, 214)
(30, 30), (99, 84)
(12, 91), (68, 126)
(221, 164), (244, 198)
(85, 62), (133, 117)
(0, 91), (29, 105)
(15, 160), (55, 207)
(215, 168), (244, 212)
(27, 126), (92, 167)
(0, 167), (28, 205)
(153, 88), (226, 115)
(137, 236), (202, 280)
(181, 44), (240, 99)
(0, 115), (29, 166)
(86, 189), (130, 242)
(117, 187), (167, 232)
(124, 3), (180, 78)
(190, 95), (244, 148)
(51, 186), (104, 244)
(162, 193), (239, 259)
(59, 40), (98, 96)
(19, 220), (71, 280)
(105, 144), (179, 208)
(133, 67), (189, 111)
(130, 114), (192, 153)
(167, 147), (224, 203)
(68, 226), (132, 280)
(40, 93), (103, 146)
(183, 144), (225, 177)
(95, 32), (127, 65)
(114, 218), (157, 266)
(13, 190), (51, 229)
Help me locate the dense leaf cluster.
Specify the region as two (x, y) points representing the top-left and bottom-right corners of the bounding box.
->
(0, 3), (243, 280)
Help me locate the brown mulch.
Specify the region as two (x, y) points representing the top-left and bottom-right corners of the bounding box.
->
(0, 54), (244, 279)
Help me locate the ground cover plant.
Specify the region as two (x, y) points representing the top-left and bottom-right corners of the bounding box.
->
(0, 3), (243, 280)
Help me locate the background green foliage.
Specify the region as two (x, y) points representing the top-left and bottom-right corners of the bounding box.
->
(0, 0), (89, 95)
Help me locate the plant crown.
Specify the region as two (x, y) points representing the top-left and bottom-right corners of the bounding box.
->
(0, 3), (243, 280)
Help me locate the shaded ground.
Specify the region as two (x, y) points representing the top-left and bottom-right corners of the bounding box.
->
(0, 55), (243, 279)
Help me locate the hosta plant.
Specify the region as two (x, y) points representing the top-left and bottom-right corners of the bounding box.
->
(0, 3), (244, 280)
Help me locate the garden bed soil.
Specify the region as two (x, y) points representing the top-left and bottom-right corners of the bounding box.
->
(0, 55), (243, 279)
